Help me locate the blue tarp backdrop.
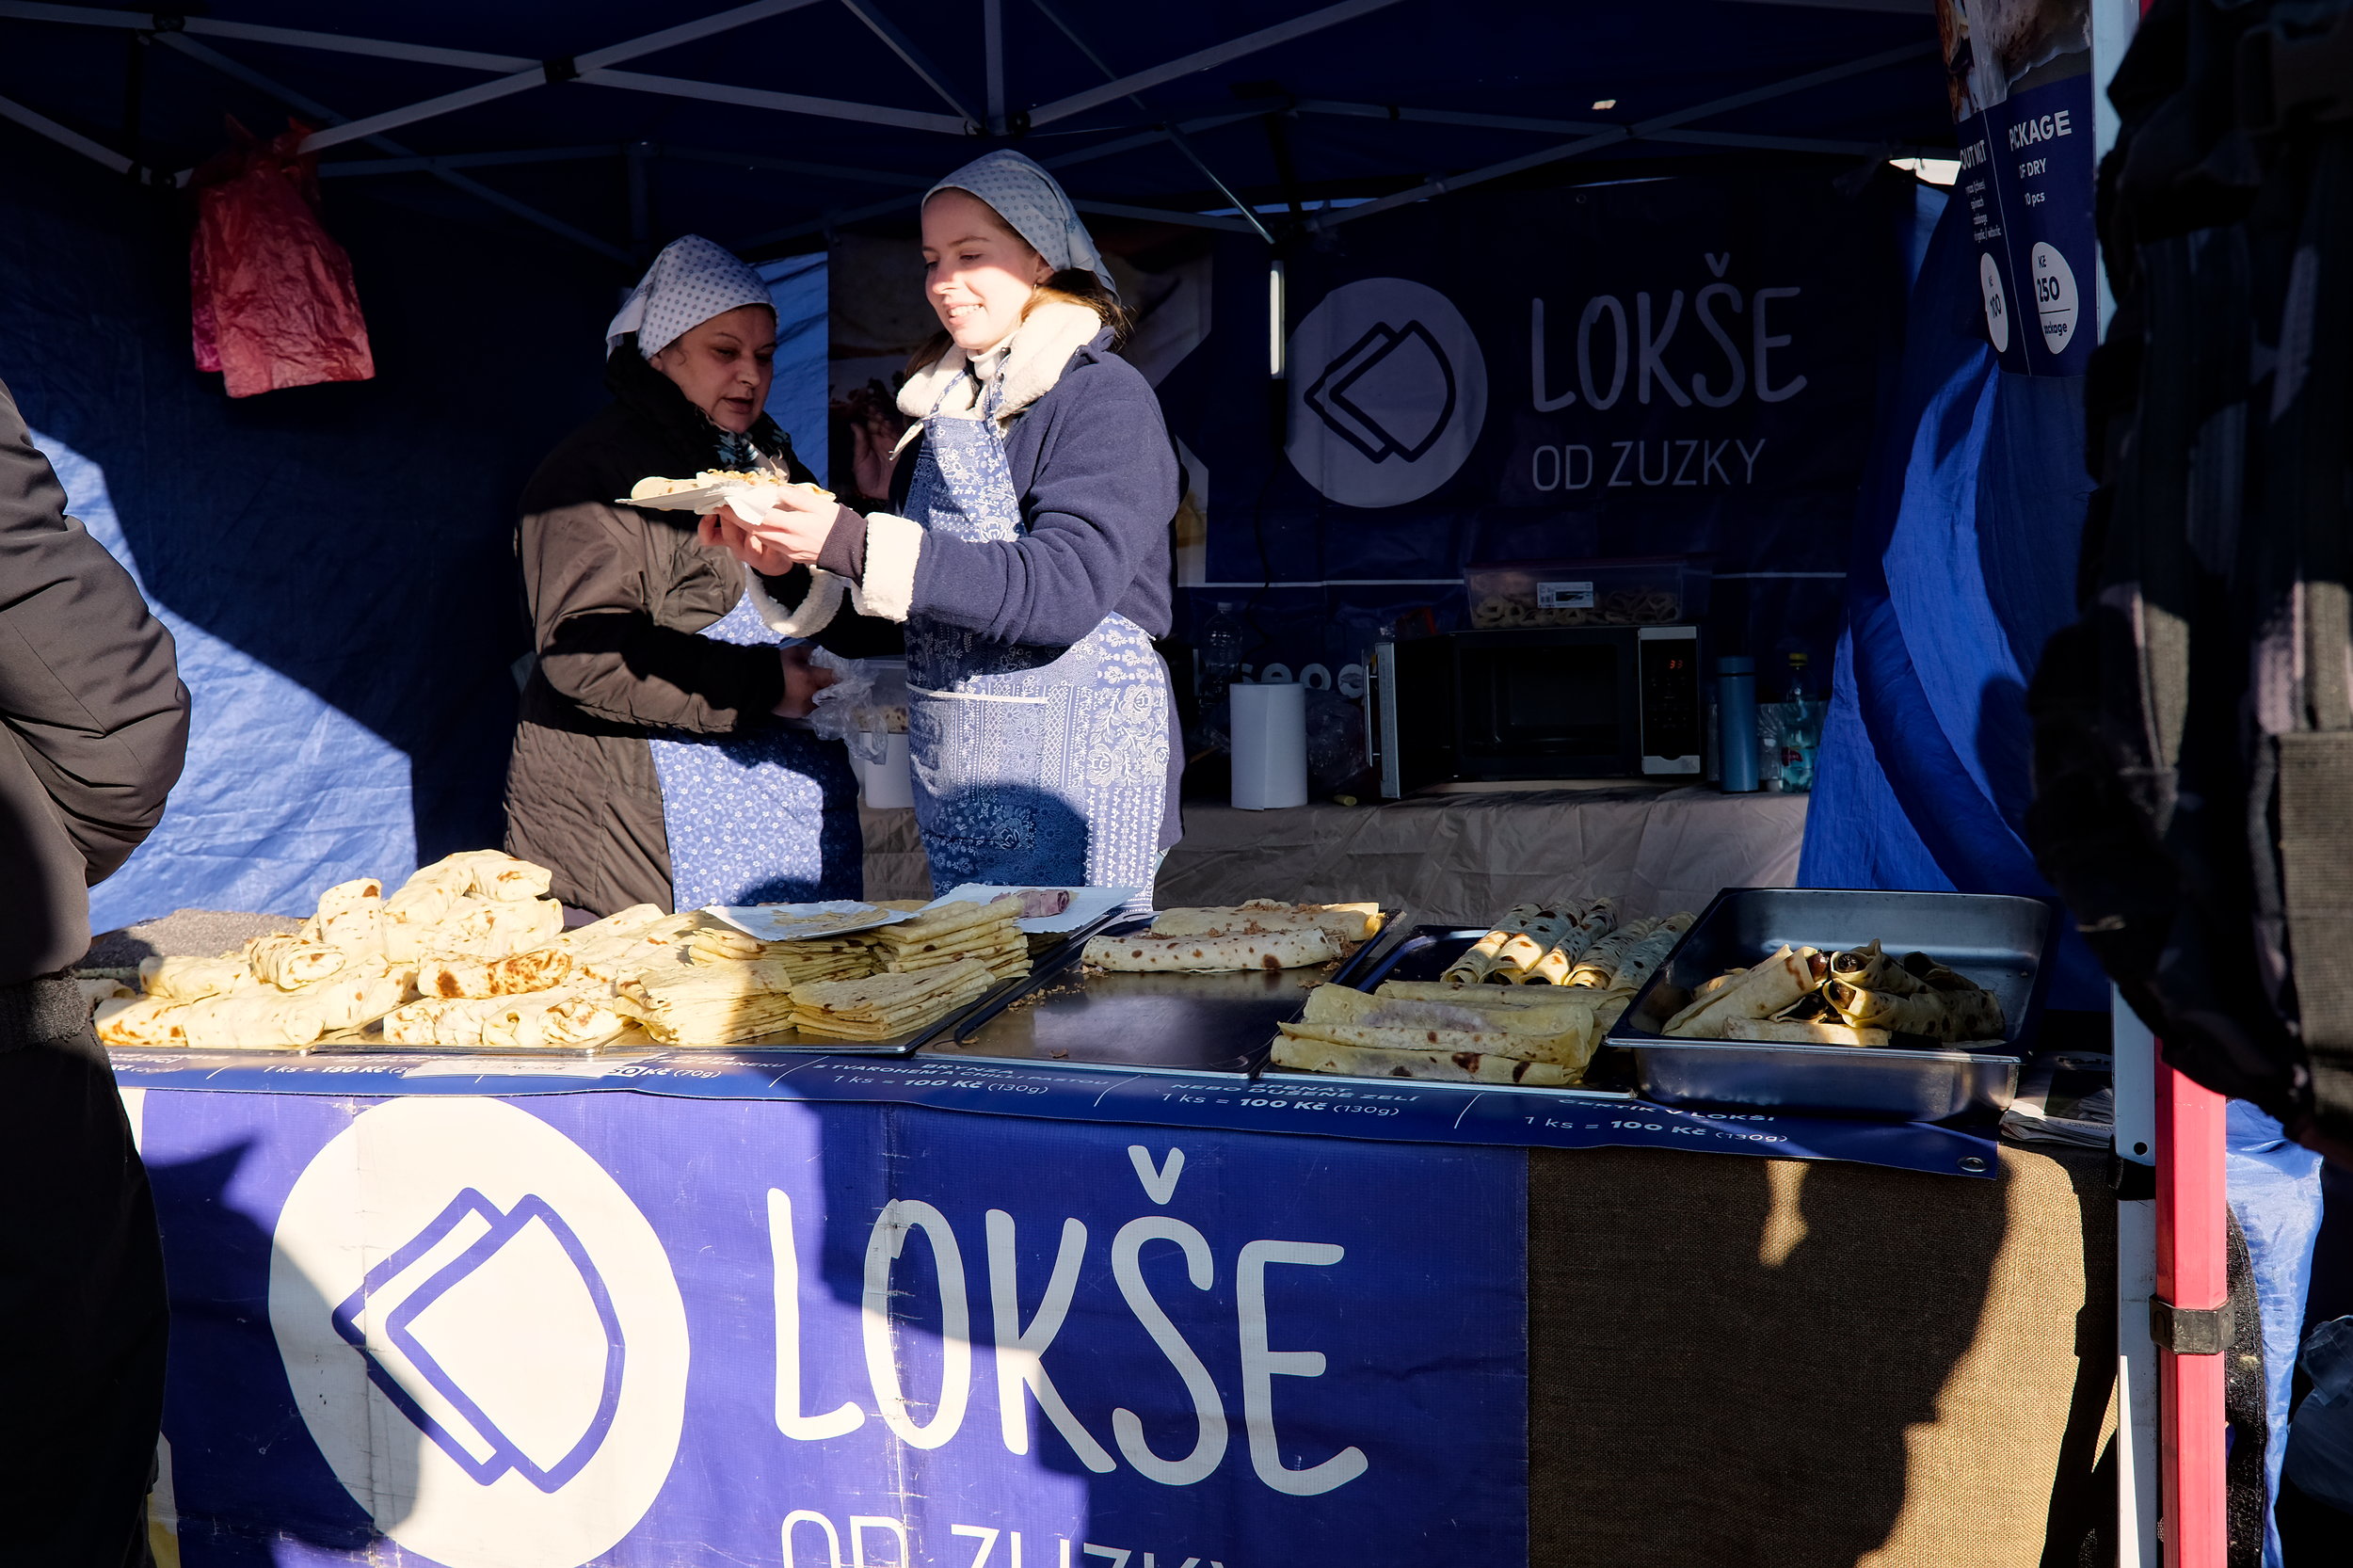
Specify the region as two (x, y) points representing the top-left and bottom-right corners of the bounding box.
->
(1796, 188), (2103, 1009)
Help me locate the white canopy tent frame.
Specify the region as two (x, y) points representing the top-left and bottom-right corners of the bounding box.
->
(0, 0), (1955, 259)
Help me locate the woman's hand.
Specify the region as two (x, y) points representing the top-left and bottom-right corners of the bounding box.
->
(736, 486), (840, 567)
(698, 509), (785, 569)
(774, 643), (837, 719)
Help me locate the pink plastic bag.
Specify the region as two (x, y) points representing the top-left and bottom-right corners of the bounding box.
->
(189, 119), (375, 398)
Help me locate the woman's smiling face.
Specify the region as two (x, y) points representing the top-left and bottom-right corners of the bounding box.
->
(920, 189), (1053, 354)
(648, 304), (776, 432)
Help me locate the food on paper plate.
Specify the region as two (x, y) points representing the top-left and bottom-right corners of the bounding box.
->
(626, 471), (836, 503)
(1018, 888), (1073, 919)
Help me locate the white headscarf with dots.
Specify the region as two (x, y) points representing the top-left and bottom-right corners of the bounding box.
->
(926, 150), (1116, 299)
(605, 234), (774, 359)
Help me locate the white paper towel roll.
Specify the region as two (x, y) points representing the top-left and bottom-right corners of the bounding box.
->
(1229, 681), (1307, 809)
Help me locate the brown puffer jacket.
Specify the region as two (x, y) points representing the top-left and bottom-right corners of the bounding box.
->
(504, 347), (898, 915)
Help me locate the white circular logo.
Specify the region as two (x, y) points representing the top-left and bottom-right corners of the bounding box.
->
(1979, 251), (2011, 354)
(270, 1098), (690, 1568)
(2032, 241), (2079, 356)
(1285, 278), (1486, 508)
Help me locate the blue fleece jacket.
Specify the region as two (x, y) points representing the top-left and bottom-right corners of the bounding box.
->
(886, 330), (1177, 645)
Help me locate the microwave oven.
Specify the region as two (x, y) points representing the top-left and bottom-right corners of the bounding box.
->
(1368, 626), (1704, 797)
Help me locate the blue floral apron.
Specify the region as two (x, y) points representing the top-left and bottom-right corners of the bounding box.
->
(646, 594), (863, 911)
(903, 375), (1172, 897)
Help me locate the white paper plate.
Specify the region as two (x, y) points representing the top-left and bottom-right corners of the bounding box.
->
(924, 884), (1140, 936)
(617, 477), (795, 523)
(704, 901), (914, 943)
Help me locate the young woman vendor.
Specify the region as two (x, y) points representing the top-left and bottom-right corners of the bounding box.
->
(712, 151), (1182, 898)
(506, 234), (898, 916)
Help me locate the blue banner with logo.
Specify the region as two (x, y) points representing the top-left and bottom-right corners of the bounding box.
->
(132, 1089), (1527, 1568)
(1936, 0), (2097, 377)
(1150, 172), (1913, 681)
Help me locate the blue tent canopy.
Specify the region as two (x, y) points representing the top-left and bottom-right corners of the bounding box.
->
(0, 0), (1955, 264)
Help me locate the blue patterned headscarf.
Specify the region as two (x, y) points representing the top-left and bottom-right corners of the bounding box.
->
(605, 234), (774, 359)
(925, 150), (1116, 300)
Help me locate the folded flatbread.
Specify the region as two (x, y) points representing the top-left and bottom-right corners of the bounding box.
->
(431, 895), (566, 960)
(1374, 980), (1581, 1011)
(1660, 945), (1826, 1038)
(76, 976), (136, 1012)
(140, 954), (255, 1002)
(560, 909), (700, 987)
(1585, 914), (1692, 998)
(1721, 1017), (1895, 1048)
(296, 965), (414, 1032)
(1305, 984), (1595, 1055)
(1270, 1034), (1578, 1086)
(426, 849), (555, 903)
(246, 933), (348, 991)
(1084, 928), (1338, 972)
(1493, 905), (1584, 981)
(1279, 1019), (1588, 1068)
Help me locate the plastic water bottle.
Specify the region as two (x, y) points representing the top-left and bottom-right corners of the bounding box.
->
(1780, 652), (1818, 792)
(1201, 602), (1245, 703)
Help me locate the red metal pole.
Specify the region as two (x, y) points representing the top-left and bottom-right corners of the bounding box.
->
(2154, 1059), (2228, 1567)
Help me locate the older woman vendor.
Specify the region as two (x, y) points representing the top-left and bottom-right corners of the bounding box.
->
(505, 234), (898, 916)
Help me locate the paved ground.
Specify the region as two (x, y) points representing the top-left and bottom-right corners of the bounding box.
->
(83, 909), (301, 969)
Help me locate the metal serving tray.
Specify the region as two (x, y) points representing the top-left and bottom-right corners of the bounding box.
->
(920, 910), (1399, 1078)
(1252, 924), (1639, 1100)
(1604, 888), (2053, 1121)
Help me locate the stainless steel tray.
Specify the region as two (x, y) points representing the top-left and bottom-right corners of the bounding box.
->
(920, 910), (1399, 1077)
(1604, 888), (2053, 1121)
(1253, 924), (1640, 1099)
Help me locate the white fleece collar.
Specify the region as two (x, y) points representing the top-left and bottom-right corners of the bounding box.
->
(895, 299), (1106, 428)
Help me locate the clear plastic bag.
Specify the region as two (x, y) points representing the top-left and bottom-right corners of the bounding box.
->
(807, 650), (906, 765)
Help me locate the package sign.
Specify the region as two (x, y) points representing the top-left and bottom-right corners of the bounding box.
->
(1938, 0), (2098, 376)
(1537, 581), (1597, 610)
(136, 1090), (1528, 1568)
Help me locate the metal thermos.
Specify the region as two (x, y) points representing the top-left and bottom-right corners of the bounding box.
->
(1717, 656), (1758, 793)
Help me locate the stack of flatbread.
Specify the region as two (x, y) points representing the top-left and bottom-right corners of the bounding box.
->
(687, 922), (874, 986)
(1273, 981), (1602, 1086)
(788, 959), (997, 1042)
(1082, 899), (1376, 974)
(872, 898), (1030, 983)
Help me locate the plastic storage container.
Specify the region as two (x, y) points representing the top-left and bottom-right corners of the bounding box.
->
(1464, 554), (1711, 630)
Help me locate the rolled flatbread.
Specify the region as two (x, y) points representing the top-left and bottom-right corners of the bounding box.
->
(1825, 939), (1929, 998)
(246, 933), (348, 991)
(95, 996), (184, 1048)
(174, 992), (329, 1049)
(1722, 1017), (1894, 1048)
(1824, 979), (2005, 1042)
(1270, 1034), (1578, 1086)
(140, 954), (255, 1002)
(302, 877), (386, 958)
(1152, 902), (1383, 945)
(1567, 919), (1662, 988)
(1494, 906), (1582, 981)
(296, 965), (414, 1032)
(1526, 899), (1619, 984)
(1374, 980), (1581, 1012)
(1660, 945), (1826, 1038)
(1589, 914), (1693, 999)
(417, 946), (575, 1000)
(1441, 904), (1546, 984)
(1084, 928), (1338, 972)
(431, 896), (566, 960)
